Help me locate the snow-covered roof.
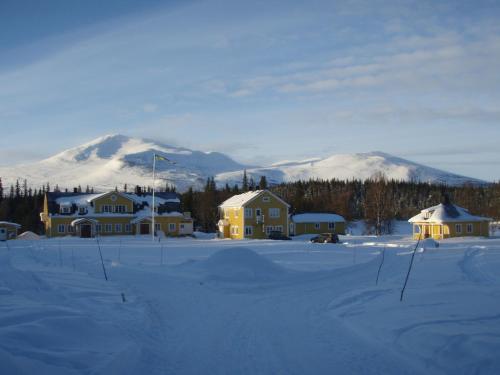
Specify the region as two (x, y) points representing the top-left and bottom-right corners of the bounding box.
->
(291, 213), (345, 223)
(54, 192), (180, 207)
(408, 203), (492, 223)
(219, 190), (290, 208)
(0, 221), (21, 228)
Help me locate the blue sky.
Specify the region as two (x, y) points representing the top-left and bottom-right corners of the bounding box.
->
(0, 0), (499, 181)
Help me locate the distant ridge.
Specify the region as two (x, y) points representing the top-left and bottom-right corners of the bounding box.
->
(0, 135), (486, 191)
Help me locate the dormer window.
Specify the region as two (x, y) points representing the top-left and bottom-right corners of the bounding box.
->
(78, 206), (87, 214)
(60, 205), (71, 214)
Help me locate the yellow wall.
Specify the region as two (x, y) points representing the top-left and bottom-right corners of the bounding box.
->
(220, 191), (289, 240)
(93, 193), (134, 213)
(412, 221), (490, 240)
(0, 223), (19, 239)
(293, 221), (345, 236)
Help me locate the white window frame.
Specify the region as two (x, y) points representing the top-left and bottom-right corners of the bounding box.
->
(168, 223), (176, 232)
(57, 224), (65, 233)
(234, 208), (239, 218)
(262, 196), (270, 203)
(328, 222), (335, 230)
(78, 206), (87, 214)
(115, 224), (122, 233)
(101, 205), (112, 213)
(265, 226), (272, 235)
(67, 225), (75, 233)
(455, 224), (462, 234)
(105, 223), (113, 233)
(96, 224), (102, 233)
(155, 223), (162, 232)
(244, 207), (253, 218)
(115, 205), (126, 213)
(269, 208), (280, 218)
(125, 224), (131, 233)
(231, 226), (239, 235)
(314, 223), (321, 230)
(60, 206), (70, 214)
(466, 223), (473, 233)
(245, 226), (253, 236)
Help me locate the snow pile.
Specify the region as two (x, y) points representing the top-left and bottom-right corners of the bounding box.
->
(201, 247), (288, 282)
(17, 231), (41, 240)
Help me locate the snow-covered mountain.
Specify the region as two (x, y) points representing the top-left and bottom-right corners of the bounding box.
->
(0, 134), (247, 192)
(0, 135), (485, 191)
(215, 151), (486, 187)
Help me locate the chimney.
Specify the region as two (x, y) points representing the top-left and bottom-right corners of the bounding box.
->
(73, 187), (78, 193)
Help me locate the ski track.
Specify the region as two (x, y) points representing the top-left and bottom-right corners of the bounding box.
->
(1, 236), (500, 374)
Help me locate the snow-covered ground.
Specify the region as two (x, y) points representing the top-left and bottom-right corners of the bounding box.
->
(1, 234), (500, 374)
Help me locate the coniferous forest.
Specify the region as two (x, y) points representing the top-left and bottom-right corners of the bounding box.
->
(1, 176), (499, 235)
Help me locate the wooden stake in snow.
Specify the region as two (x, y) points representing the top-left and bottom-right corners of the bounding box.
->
(96, 237), (108, 281)
(400, 235), (421, 302)
(376, 246), (385, 285)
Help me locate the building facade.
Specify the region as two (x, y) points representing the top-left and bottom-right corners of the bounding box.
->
(408, 203), (491, 240)
(40, 190), (193, 238)
(0, 221), (21, 241)
(218, 190), (290, 239)
(290, 213), (346, 236)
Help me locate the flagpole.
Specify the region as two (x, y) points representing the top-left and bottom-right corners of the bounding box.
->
(152, 154), (156, 242)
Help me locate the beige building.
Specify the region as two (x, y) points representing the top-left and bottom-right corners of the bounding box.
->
(290, 213), (346, 236)
(218, 190), (290, 239)
(408, 203), (491, 240)
(0, 221), (21, 241)
(40, 190), (193, 238)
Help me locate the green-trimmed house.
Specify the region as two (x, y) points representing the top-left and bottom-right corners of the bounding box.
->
(40, 190), (193, 238)
(290, 213), (346, 236)
(0, 221), (21, 241)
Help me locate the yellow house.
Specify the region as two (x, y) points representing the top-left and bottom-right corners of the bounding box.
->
(408, 203), (491, 240)
(40, 190), (193, 238)
(290, 213), (346, 236)
(218, 190), (290, 239)
(0, 221), (21, 240)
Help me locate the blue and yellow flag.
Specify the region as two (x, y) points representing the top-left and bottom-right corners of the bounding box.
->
(154, 154), (175, 163)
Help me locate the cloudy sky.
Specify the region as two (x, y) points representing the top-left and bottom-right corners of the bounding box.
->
(1, 0), (499, 181)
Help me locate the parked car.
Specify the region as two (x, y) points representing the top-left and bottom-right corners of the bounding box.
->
(310, 233), (339, 243)
(268, 231), (291, 240)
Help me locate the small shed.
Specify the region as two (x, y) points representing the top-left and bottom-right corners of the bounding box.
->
(0, 221), (21, 241)
(290, 213), (346, 236)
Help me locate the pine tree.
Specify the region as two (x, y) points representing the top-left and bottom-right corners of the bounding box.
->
(258, 176), (268, 190)
(242, 170), (249, 191)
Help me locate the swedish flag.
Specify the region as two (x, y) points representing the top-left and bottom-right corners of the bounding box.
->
(154, 154), (167, 161)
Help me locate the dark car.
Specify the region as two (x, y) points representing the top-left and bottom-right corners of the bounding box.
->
(310, 233), (340, 243)
(268, 231), (291, 240)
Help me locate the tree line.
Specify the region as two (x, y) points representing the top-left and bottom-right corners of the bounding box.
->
(1, 175), (499, 235)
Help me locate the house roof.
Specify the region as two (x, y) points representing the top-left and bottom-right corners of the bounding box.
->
(408, 203), (492, 224)
(0, 221), (21, 228)
(50, 191), (180, 208)
(219, 190), (290, 208)
(291, 213), (345, 223)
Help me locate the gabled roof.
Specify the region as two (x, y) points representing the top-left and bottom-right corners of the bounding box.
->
(291, 213), (345, 223)
(408, 203), (492, 223)
(219, 190), (290, 208)
(0, 221), (21, 228)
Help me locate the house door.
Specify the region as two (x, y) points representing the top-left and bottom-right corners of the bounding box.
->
(0, 228), (6, 241)
(140, 223), (150, 235)
(81, 224), (92, 238)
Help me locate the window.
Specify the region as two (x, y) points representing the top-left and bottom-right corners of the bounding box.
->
(275, 225), (283, 233)
(234, 208), (239, 218)
(115, 224), (122, 233)
(262, 196), (270, 202)
(168, 223), (176, 232)
(78, 206), (87, 214)
(115, 205), (126, 213)
(125, 224), (131, 233)
(105, 224), (113, 233)
(455, 224), (462, 234)
(231, 226), (239, 235)
(245, 226), (253, 236)
(155, 223), (161, 231)
(60, 206), (70, 214)
(101, 205), (112, 213)
(110, 194), (117, 202)
(68, 225), (75, 233)
(314, 223), (320, 230)
(269, 208), (280, 218)
(328, 222), (335, 230)
(180, 224), (185, 229)
(466, 223), (473, 233)
(96, 224), (102, 233)
(265, 226), (272, 235)
(244, 208), (253, 218)
(256, 208), (262, 216)
(224, 209), (229, 219)
(58, 224), (65, 233)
